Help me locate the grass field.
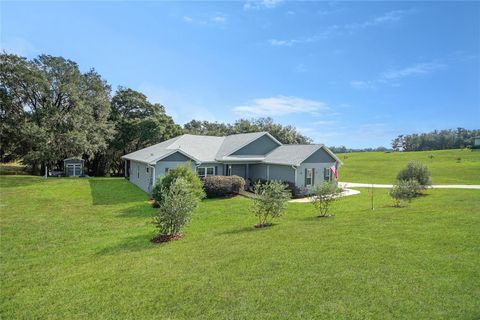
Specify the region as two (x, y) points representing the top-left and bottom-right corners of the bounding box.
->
(338, 149), (480, 184)
(1, 176), (479, 319)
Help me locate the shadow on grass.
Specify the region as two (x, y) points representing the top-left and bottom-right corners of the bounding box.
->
(0, 175), (45, 188)
(96, 233), (156, 255)
(114, 204), (154, 219)
(89, 178), (148, 205)
(219, 224), (277, 235)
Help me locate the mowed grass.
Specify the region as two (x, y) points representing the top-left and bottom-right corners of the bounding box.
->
(338, 149), (480, 184)
(1, 176), (480, 319)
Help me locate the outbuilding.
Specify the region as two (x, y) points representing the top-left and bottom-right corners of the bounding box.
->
(63, 158), (84, 177)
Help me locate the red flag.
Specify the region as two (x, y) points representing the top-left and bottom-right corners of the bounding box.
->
(330, 165), (338, 180)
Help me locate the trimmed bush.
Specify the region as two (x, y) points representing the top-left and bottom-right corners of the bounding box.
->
(152, 163), (205, 205)
(254, 179), (303, 198)
(389, 179), (420, 207)
(397, 160), (432, 189)
(252, 180), (291, 227)
(311, 182), (343, 217)
(203, 175), (245, 198)
(152, 178), (199, 242)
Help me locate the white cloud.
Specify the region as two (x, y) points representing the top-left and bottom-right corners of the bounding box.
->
(232, 95), (328, 116)
(313, 120), (337, 125)
(138, 83), (217, 124)
(183, 16), (193, 23)
(244, 0), (283, 10)
(380, 62), (445, 80)
(351, 61), (446, 89)
(211, 15), (227, 23)
(294, 63), (308, 73)
(1, 37), (38, 56)
(182, 13), (227, 25)
(269, 10), (406, 46)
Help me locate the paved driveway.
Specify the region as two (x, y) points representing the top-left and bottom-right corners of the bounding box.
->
(339, 182), (480, 190)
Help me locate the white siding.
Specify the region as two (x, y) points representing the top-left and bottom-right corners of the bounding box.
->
(128, 161), (152, 193)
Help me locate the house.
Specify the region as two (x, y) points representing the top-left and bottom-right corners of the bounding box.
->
(474, 136), (480, 149)
(63, 158), (84, 177)
(121, 132), (342, 194)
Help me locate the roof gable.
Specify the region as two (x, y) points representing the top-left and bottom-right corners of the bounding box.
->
(231, 133), (281, 156)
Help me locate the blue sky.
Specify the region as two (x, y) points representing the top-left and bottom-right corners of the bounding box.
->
(1, 1), (479, 148)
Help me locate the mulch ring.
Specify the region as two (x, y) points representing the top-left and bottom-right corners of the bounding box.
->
(151, 234), (183, 243)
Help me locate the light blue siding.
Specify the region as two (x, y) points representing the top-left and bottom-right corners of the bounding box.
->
(303, 148), (336, 163)
(250, 164), (267, 181)
(162, 152), (193, 162)
(268, 164), (295, 182)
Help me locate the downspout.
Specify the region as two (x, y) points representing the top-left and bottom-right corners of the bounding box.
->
(291, 165), (297, 186)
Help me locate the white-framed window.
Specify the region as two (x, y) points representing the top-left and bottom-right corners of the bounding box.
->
(324, 168), (331, 181)
(197, 166), (215, 178)
(137, 165), (140, 179)
(165, 168), (169, 173)
(146, 167), (149, 173)
(306, 168), (313, 186)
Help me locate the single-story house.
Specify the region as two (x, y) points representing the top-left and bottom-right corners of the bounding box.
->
(121, 132), (342, 194)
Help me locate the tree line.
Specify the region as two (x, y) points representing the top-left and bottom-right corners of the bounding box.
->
(0, 53), (310, 176)
(391, 128), (480, 152)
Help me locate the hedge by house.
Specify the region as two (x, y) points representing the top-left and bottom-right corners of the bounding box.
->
(254, 179), (303, 198)
(203, 175), (245, 198)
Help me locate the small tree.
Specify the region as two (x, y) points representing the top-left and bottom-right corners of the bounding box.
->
(252, 180), (290, 227)
(152, 178), (199, 242)
(397, 160), (432, 189)
(152, 162), (205, 204)
(311, 182), (343, 217)
(389, 179), (420, 207)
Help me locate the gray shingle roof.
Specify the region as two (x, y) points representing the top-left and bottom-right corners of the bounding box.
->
(215, 132), (267, 159)
(264, 144), (324, 166)
(122, 132), (340, 166)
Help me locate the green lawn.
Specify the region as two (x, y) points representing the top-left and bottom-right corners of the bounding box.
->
(1, 176), (479, 319)
(338, 149), (480, 184)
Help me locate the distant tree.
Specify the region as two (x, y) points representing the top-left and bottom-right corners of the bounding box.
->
(152, 163), (205, 205)
(97, 87), (182, 176)
(311, 182), (343, 217)
(391, 128), (480, 151)
(152, 178), (199, 242)
(252, 180), (290, 227)
(183, 117), (312, 144)
(0, 53), (114, 174)
(397, 161), (432, 190)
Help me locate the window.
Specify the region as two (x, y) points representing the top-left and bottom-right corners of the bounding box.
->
(137, 165), (140, 179)
(306, 168), (313, 186)
(197, 167), (215, 179)
(165, 168), (169, 173)
(207, 167), (214, 176)
(324, 168), (331, 181)
(146, 167), (149, 173)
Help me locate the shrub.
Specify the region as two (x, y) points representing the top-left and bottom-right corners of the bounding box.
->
(311, 182), (343, 217)
(397, 160), (432, 189)
(252, 180), (291, 227)
(152, 163), (205, 204)
(203, 175), (245, 198)
(152, 178), (200, 242)
(389, 179), (420, 207)
(255, 179), (303, 198)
